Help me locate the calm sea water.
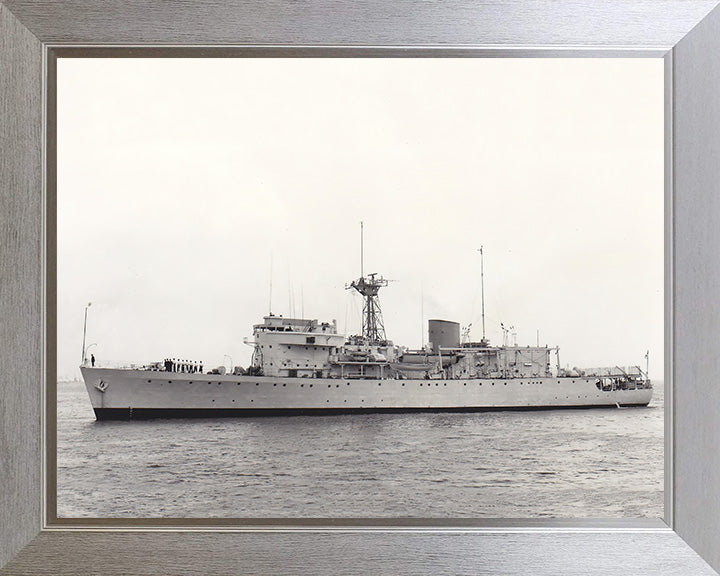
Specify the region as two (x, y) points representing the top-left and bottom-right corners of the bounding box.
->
(57, 379), (663, 518)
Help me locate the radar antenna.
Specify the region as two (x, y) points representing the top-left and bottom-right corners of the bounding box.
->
(347, 222), (389, 344)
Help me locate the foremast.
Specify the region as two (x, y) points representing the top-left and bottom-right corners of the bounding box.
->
(348, 273), (388, 344)
(346, 221), (389, 345)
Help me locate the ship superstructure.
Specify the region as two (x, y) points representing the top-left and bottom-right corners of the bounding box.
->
(251, 315), (346, 379)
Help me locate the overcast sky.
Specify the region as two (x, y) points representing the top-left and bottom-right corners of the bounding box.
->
(57, 58), (663, 380)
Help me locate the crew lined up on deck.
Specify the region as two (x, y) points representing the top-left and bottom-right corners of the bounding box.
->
(163, 358), (203, 373)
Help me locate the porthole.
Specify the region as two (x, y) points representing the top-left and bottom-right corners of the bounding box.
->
(147, 380), (152, 383)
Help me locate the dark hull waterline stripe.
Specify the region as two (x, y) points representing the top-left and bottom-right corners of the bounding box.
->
(93, 403), (651, 420)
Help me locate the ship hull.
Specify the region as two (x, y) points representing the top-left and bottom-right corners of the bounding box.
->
(81, 367), (653, 420)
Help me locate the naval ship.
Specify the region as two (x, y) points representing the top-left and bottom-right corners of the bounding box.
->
(80, 250), (653, 420)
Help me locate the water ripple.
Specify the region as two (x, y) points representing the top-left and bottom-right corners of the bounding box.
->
(56, 379), (664, 518)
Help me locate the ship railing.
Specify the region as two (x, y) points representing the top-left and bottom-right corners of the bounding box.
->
(333, 359), (391, 366)
(581, 366), (642, 377)
(83, 359), (165, 371)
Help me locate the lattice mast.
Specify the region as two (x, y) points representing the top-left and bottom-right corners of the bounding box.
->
(348, 222), (388, 344)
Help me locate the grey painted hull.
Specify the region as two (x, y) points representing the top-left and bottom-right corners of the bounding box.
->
(80, 367), (653, 420)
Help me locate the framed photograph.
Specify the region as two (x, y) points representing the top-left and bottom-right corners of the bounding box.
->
(53, 56), (665, 522)
(2, 2), (720, 574)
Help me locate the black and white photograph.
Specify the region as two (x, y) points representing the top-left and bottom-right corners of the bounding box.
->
(56, 57), (663, 519)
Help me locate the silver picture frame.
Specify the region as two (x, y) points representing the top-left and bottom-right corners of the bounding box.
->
(2, 1), (720, 574)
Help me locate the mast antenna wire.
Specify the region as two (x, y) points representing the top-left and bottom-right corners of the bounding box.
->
(360, 220), (364, 279)
(421, 284), (424, 349)
(478, 246), (486, 340)
(269, 252), (273, 315)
